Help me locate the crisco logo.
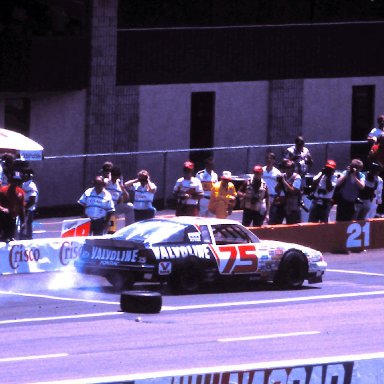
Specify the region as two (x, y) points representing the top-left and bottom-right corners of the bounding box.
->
(59, 241), (81, 266)
(9, 244), (40, 270)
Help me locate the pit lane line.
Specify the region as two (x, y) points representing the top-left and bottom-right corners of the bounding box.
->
(327, 268), (384, 277)
(0, 353), (68, 363)
(1, 289), (384, 325)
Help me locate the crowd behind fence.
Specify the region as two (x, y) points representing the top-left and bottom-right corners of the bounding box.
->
(38, 140), (368, 211)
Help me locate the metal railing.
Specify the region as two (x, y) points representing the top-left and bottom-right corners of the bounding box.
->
(39, 140), (369, 210)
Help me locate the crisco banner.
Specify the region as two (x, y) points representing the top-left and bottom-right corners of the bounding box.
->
(0, 238), (86, 275)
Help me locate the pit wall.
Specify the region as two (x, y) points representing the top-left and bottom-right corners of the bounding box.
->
(1, 218), (384, 276)
(250, 218), (384, 254)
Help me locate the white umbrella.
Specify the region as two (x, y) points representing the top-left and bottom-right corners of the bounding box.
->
(0, 128), (44, 161)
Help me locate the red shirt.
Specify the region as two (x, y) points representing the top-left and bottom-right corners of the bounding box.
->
(370, 144), (384, 166)
(0, 185), (25, 218)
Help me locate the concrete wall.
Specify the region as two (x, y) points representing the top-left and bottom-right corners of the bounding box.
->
(29, 91), (87, 208)
(2, 75), (384, 211)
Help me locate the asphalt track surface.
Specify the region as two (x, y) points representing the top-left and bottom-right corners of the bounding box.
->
(0, 213), (383, 383)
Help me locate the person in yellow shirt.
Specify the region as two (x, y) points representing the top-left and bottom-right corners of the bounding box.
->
(208, 171), (237, 219)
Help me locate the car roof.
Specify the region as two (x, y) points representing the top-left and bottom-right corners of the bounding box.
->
(151, 216), (240, 226)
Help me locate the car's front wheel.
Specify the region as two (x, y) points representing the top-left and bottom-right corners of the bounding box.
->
(169, 258), (203, 294)
(274, 250), (307, 289)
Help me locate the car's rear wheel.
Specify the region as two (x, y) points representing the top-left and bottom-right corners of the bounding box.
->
(274, 250), (307, 289)
(169, 258), (203, 294)
(106, 272), (134, 291)
(120, 290), (162, 313)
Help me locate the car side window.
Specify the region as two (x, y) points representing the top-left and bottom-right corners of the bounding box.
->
(212, 224), (251, 245)
(199, 225), (212, 243)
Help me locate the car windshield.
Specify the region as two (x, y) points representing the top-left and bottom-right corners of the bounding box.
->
(211, 224), (260, 245)
(112, 220), (191, 244)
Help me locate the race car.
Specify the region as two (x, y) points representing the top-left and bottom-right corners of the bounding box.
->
(75, 217), (327, 293)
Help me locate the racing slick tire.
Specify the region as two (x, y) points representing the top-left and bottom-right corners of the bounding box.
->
(169, 258), (203, 294)
(274, 250), (307, 289)
(106, 272), (134, 291)
(120, 290), (162, 313)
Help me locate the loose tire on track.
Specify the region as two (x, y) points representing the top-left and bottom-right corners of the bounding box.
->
(274, 250), (308, 289)
(120, 290), (162, 313)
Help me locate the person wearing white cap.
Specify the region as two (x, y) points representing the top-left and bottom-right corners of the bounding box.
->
(208, 171), (237, 219)
(196, 156), (218, 217)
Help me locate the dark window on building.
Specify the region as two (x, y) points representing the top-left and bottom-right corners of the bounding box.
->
(190, 92), (215, 168)
(351, 85), (375, 162)
(118, 0), (384, 29)
(5, 98), (30, 136)
(0, 0), (88, 37)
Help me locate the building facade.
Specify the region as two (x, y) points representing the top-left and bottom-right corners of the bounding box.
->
(1, 0), (384, 210)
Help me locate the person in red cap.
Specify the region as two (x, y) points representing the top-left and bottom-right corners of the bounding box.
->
(367, 115), (384, 145)
(308, 159), (338, 223)
(173, 161), (204, 216)
(208, 171), (237, 219)
(237, 165), (269, 226)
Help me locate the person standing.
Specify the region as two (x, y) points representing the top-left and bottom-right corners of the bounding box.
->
(356, 162), (382, 220)
(208, 171), (237, 219)
(0, 171), (25, 242)
(78, 175), (115, 235)
(0, 153), (16, 187)
(335, 159), (365, 222)
(367, 115), (384, 145)
(100, 161), (114, 184)
(272, 159), (302, 224)
(308, 160), (337, 223)
(262, 152), (281, 223)
(237, 165), (269, 226)
(284, 135), (313, 177)
(196, 156), (218, 216)
(21, 168), (38, 239)
(106, 165), (134, 227)
(125, 170), (157, 221)
(173, 161), (204, 216)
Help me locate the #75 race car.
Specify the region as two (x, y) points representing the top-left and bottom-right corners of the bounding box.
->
(75, 217), (327, 293)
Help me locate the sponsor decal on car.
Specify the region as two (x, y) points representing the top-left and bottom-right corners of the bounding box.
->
(89, 247), (140, 263)
(158, 261), (172, 275)
(210, 244), (259, 275)
(188, 232), (201, 242)
(152, 244), (212, 260)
